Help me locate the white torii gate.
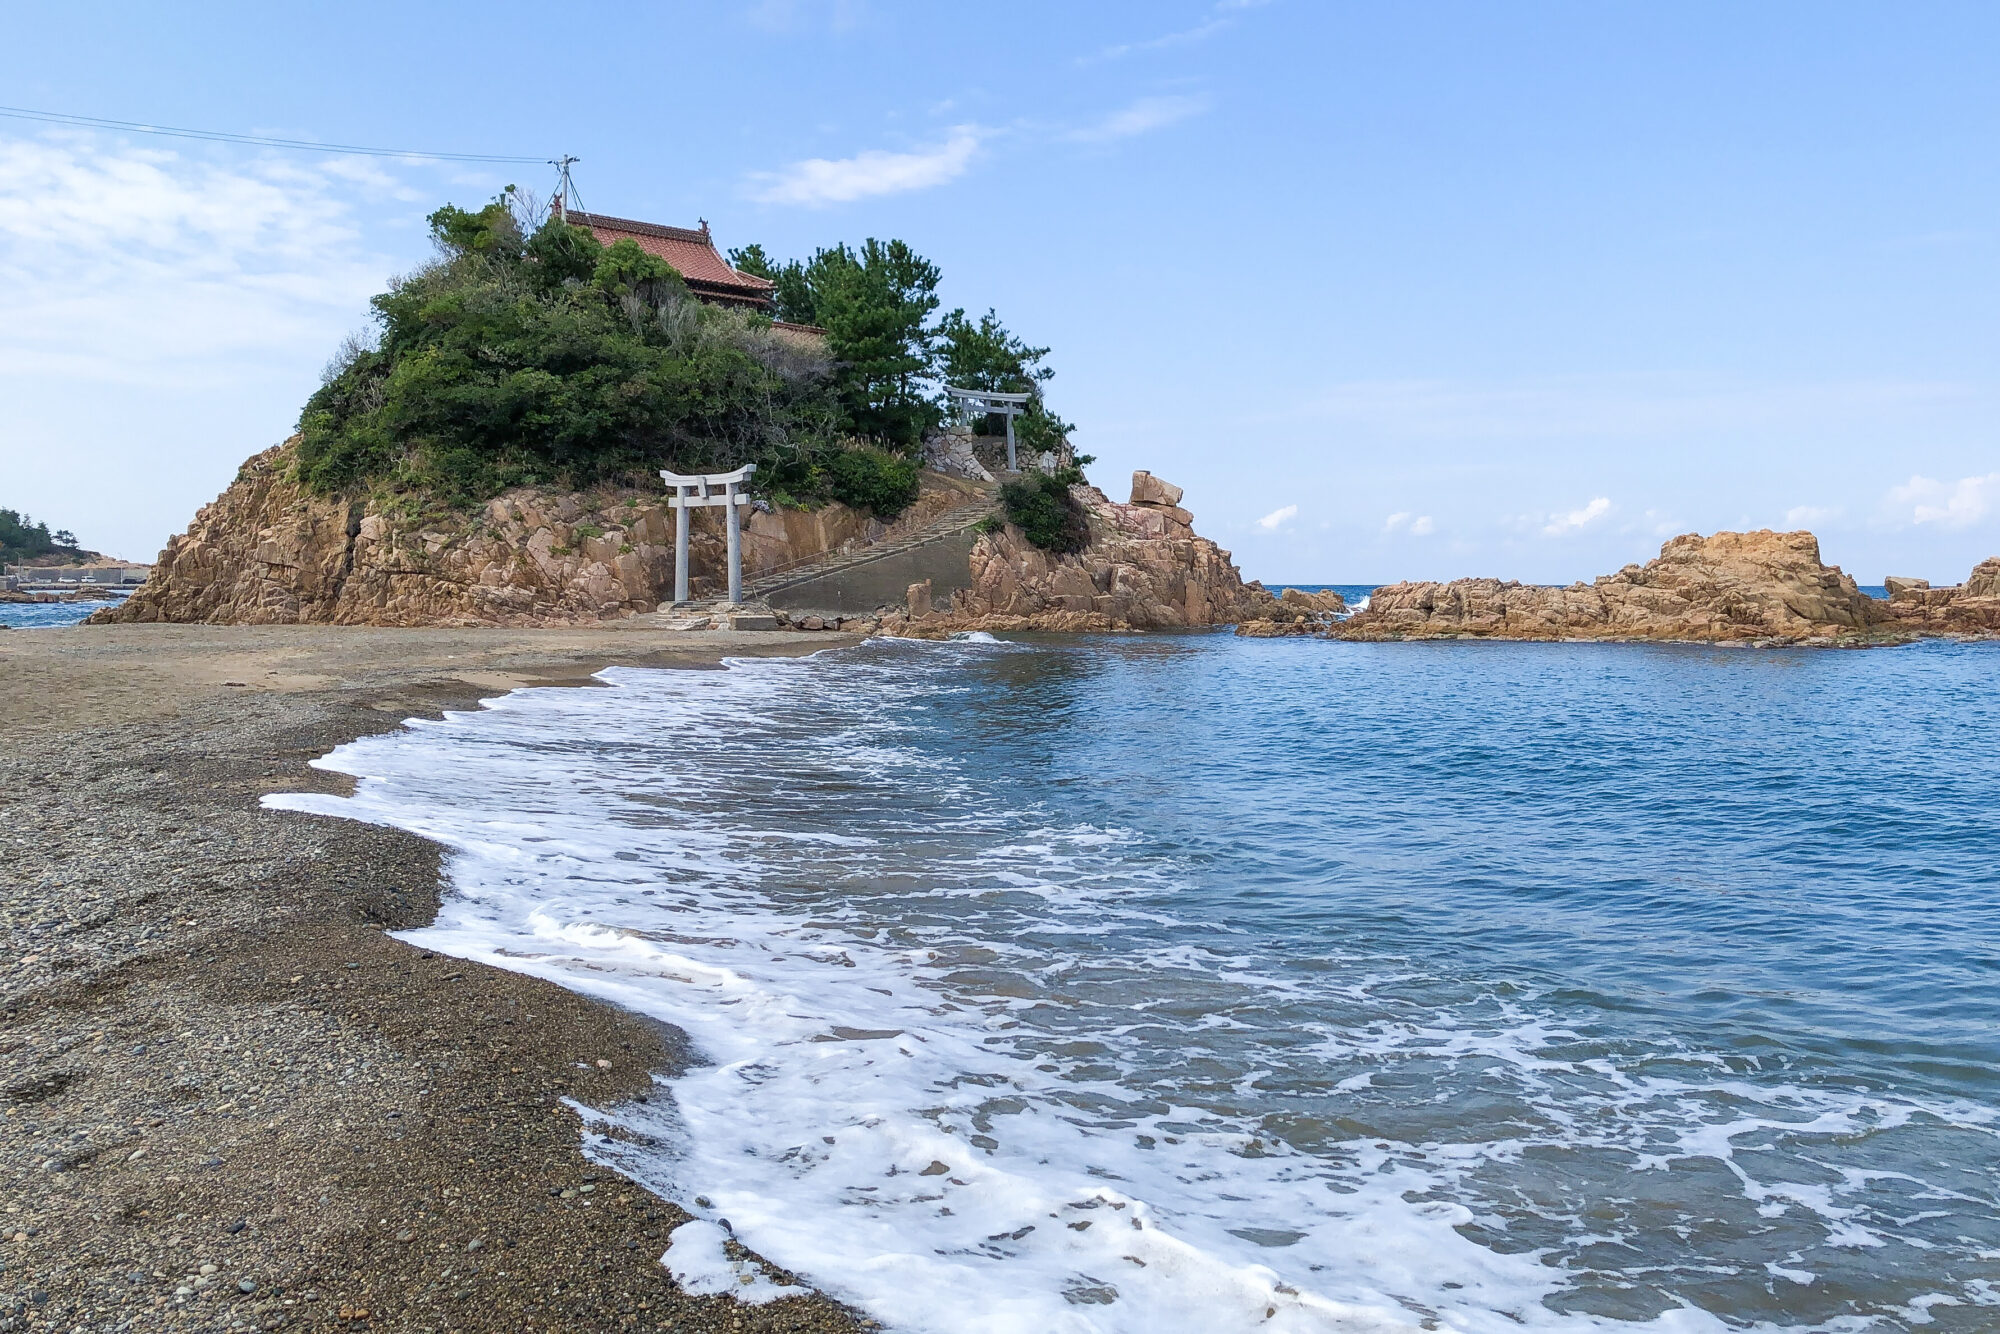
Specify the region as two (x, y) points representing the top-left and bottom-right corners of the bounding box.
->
(660, 464), (756, 605)
(943, 385), (1034, 472)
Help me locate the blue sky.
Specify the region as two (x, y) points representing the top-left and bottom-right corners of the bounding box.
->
(3, 1), (1996, 583)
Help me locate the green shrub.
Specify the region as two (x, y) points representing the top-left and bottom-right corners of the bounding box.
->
(999, 469), (1089, 552)
(592, 238), (678, 297)
(826, 448), (920, 520)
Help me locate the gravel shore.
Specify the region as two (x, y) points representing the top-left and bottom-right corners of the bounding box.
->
(0, 624), (870, 1334)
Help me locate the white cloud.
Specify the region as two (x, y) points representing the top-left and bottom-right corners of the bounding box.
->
(0, 134), (398, 388)
(1069, 95), (1210, 144)
(1257, 503), (1297, 530)
(1784, 504), (1842, 528)
(1888, 472), (2000, 529)
(1383, 511), (1434, 536)
(1542, 497), (1612, 536)
(746, 127), (983, 207)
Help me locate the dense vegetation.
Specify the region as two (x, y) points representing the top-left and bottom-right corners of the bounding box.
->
(1, 508), (82, 566)
(999, 467), (1091, 553)
(295, 192), (1072, 522)
(735, 241), (1075, 458)
(297, 196), (840, 505)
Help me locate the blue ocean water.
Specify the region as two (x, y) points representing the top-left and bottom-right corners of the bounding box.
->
(1271, 583), (1897, 607)
(0, 598), (123, 628)
(274, 633), (2000, 1332)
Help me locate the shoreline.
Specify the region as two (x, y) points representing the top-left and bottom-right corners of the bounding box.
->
(0, 624), (870, 1332)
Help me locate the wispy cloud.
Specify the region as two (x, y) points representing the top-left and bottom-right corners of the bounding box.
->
(1888, 472), (2000, 529)
(1384, 511), (1435, 536)
(1068, 95), (1210, 144)
(746, 126), (984, 207)
(0, 134), (397, 387)
(1784, 504), (1842, 528)
(1257, 503), (1297, 530)
(1087, 0), (1269, 63)
(1542, 497), (1612, 537)
(748, 89), (1211, 206)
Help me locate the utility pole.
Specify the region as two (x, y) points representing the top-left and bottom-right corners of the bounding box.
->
(550, 155), (581, 221)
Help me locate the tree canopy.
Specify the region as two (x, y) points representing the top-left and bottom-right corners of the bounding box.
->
(292, 193), (1072, 513)
(297, 194), (840, 504)
(1, 509), (81, 566)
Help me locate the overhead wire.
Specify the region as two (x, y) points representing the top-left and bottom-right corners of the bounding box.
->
(0, 104), (548, 164)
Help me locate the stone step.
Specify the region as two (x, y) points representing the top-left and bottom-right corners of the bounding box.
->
(743, 501), (994, 598)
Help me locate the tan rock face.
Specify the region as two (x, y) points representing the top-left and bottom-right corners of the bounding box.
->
(890, 477), (1278, 635)
(1336, 530), (1898, 644)
(94, 440), (969, 628)
(1882, 557), (2000, 635)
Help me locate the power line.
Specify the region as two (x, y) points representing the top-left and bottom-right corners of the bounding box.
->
(0, 105), (548, 165)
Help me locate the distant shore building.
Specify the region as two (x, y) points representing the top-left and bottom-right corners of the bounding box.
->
(3, 563), (150, 591)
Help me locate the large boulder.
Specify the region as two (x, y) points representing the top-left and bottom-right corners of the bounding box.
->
(1334, 530), (1897, 644)
(1129, 470), (1184, 509)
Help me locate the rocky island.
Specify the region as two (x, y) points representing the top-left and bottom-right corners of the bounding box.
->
(1332, 529), (1998, 646)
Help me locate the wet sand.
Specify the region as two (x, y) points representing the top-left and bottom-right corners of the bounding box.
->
(0, 623), (871, 1332)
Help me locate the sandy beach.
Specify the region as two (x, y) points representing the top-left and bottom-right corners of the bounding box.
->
(0, 623), (870, 1332)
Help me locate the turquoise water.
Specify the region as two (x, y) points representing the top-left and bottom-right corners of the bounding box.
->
(278, 633), (2000, 1332)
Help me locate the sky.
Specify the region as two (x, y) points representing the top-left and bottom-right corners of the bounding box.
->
(2, 1), (1996, 584)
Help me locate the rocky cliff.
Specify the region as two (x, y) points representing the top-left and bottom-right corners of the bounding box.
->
(1881, 558), (2000, 636)
(889, 471), (1284, 635)
(97, 440), (976, 627)
(1334, 530), (1897, 644)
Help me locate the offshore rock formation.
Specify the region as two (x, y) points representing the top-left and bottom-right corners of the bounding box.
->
(1881, 558), (2000, 636)
(1235, 587), (1349, 637)
(888, 471), (1279, 635)
(1334, 530), (1897, 644)
(96, 440), (971, 627)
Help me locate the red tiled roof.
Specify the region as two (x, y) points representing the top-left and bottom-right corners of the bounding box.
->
(566, 210), (775, 304)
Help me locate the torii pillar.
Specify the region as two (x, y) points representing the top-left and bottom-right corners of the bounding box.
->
(660, 464), (756, 604)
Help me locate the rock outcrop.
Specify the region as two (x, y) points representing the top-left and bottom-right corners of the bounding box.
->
(1881, 558), (2000, 636)
(1334, 530), (1897, 644)
(97, 440), (975, 627)
(888, 471), (1279, 635)
(1235, 587), (1349, 637)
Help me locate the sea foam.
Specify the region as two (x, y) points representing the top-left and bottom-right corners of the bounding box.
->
(266, 639), (2000, 1332)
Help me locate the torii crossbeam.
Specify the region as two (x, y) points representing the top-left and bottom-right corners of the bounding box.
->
(660, 464), (756, 604)
(943, 386), (1034, 471)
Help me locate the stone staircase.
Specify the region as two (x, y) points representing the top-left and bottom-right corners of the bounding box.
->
(741, 493), (997, 603)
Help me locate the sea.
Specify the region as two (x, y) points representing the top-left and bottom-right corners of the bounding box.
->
(0, 596), (125, 629)
(264, 623), (1999, 1333)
